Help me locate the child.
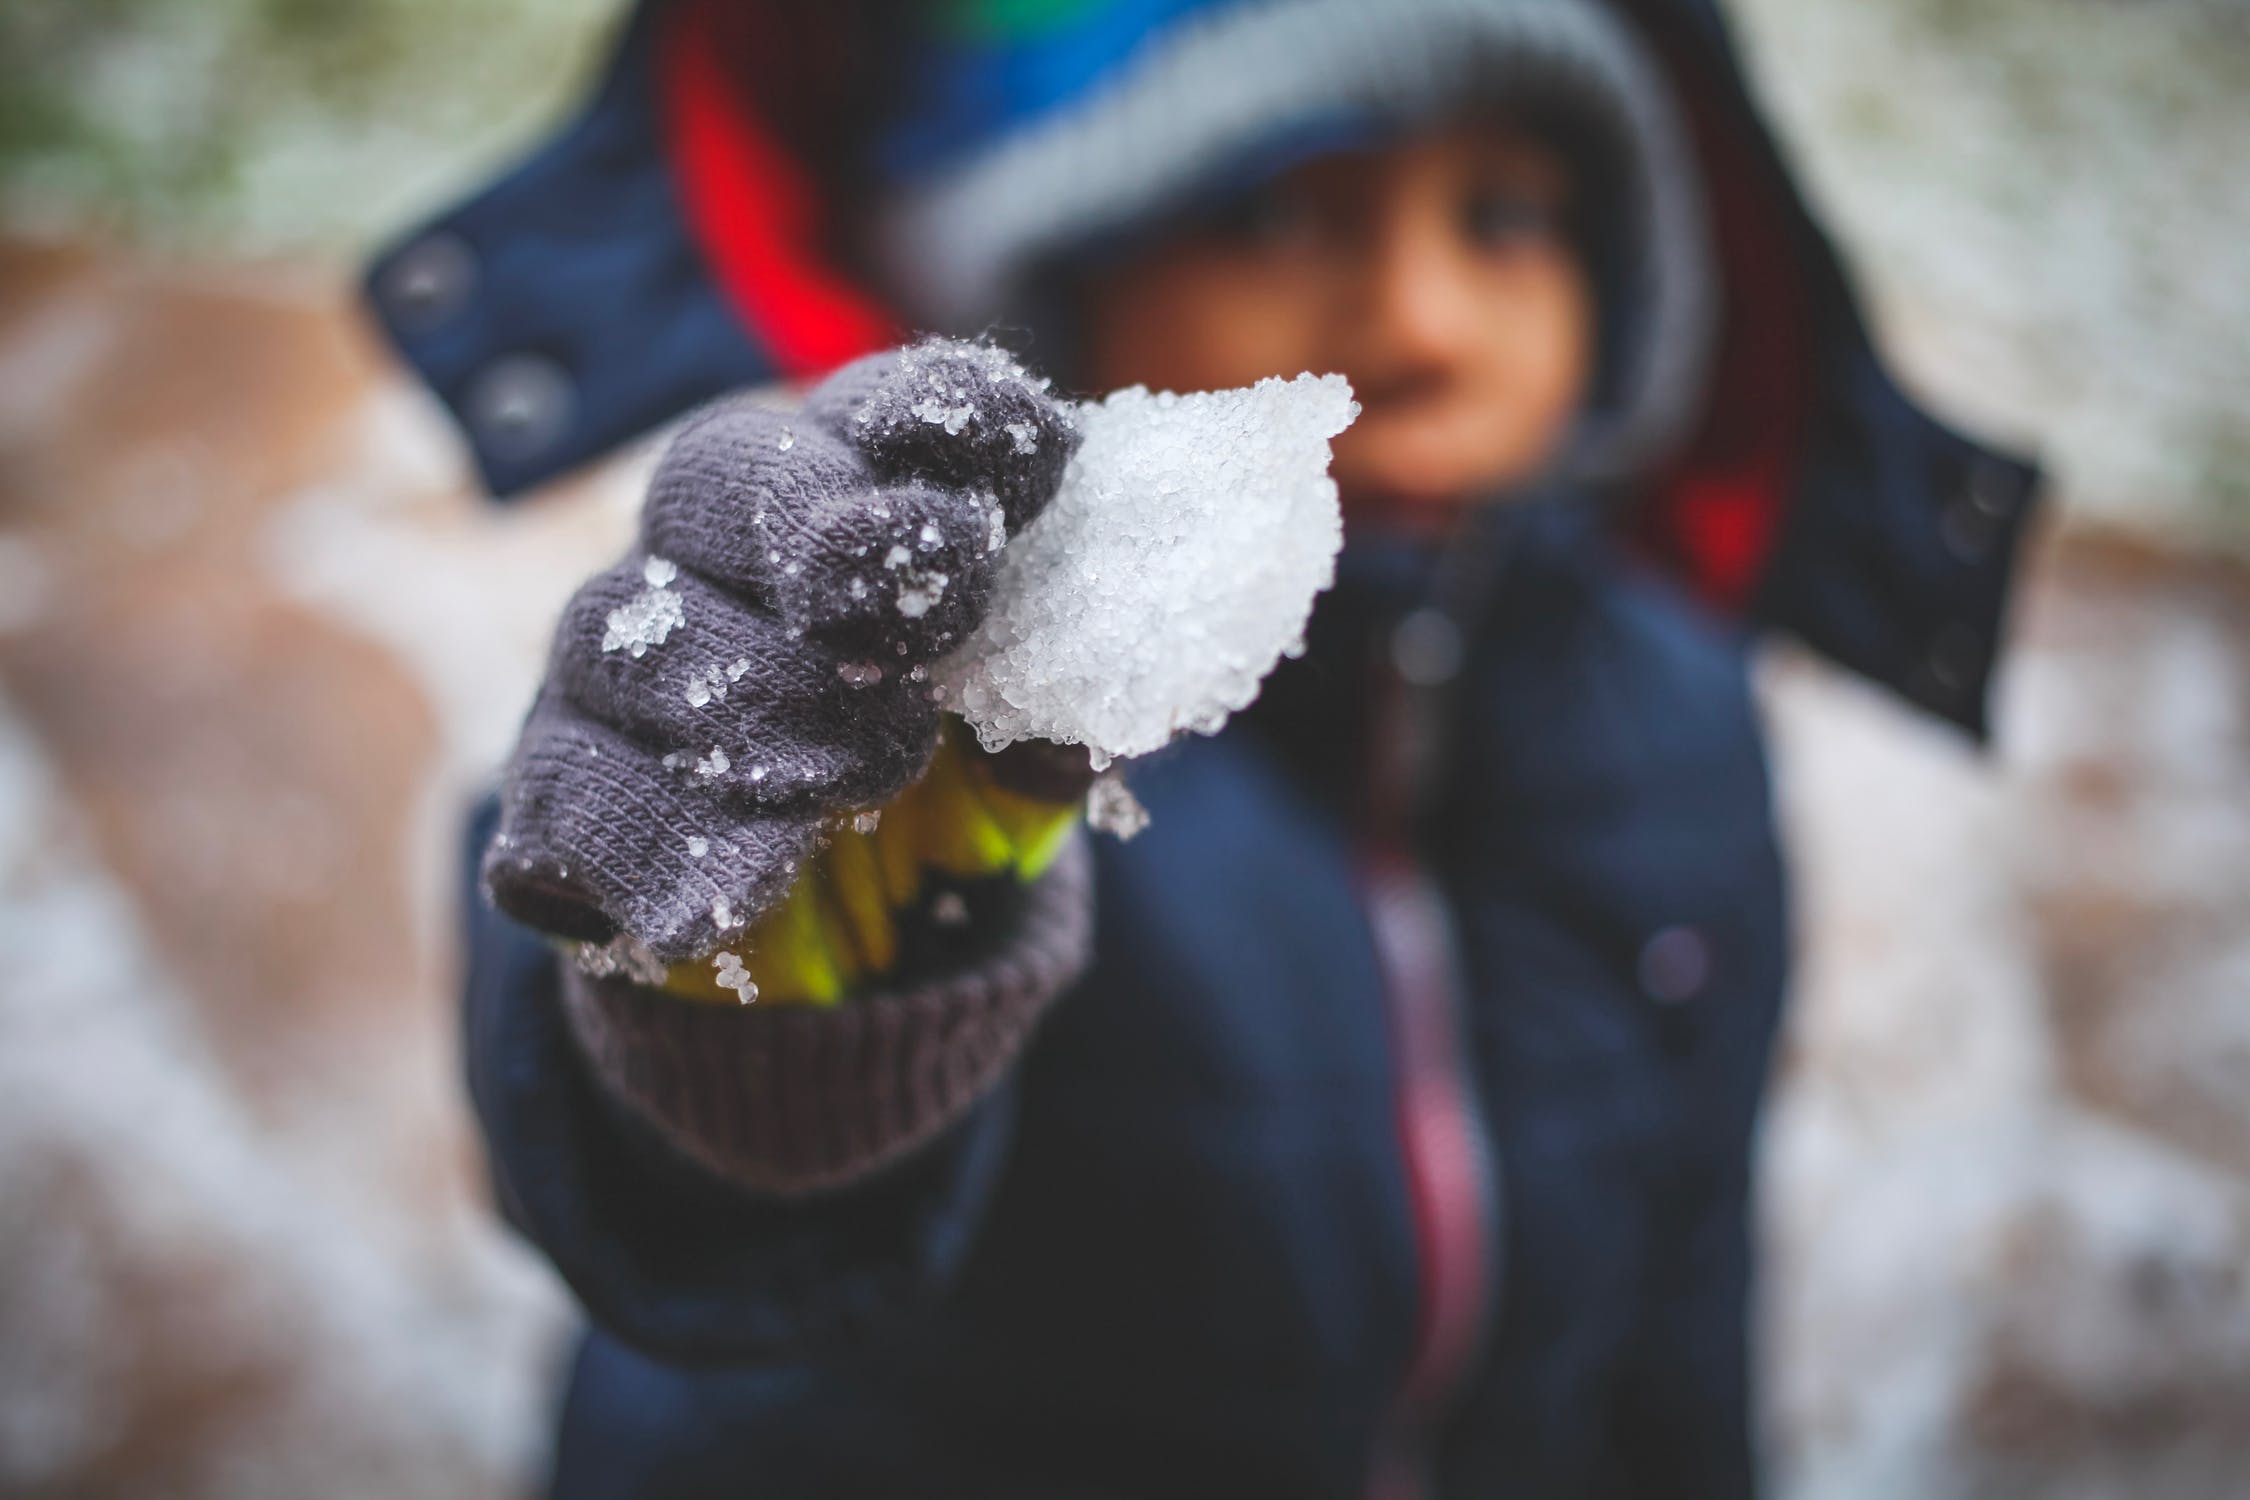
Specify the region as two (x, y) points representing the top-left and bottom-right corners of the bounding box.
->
(369, 1), (2039, 1495)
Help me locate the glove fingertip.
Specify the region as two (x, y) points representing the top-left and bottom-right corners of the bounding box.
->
(833, 337), (1081, 529)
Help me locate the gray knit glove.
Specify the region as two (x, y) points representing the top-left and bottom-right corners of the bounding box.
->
(484, 338), (1080, 963)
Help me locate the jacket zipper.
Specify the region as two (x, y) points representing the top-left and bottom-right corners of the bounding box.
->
(1360, 614), (1504, 1500)
(1362, 852), (1501, 1500)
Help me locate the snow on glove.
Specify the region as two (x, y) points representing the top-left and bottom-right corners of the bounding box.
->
(484, 338), (1081, 964)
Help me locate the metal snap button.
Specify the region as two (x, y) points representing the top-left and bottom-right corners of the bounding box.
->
(1967, 456), (2020, 519)
(1391, 608), (1464, 687)
(1943, 457), (2021, 563)
(468, 354), (574, 463)
(1926, 621), (1983, 696)
(1942, 495), (1999, 562)
(379, 231), (476, 330)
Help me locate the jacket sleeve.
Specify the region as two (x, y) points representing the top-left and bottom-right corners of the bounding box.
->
(459, 795), (1092, 1365)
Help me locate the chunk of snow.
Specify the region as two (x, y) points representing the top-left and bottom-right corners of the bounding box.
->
(574, 933), (668, 986)
(934, 373), (1356, 767)
(912, 398), (974, 434)
(601, 563), (685, 657)
(896, 570), (949, 619)
(1085, 774), (1150, 841)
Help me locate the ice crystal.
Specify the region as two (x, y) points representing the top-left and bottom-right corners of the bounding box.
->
(1085, 774), (1151, 840)
(574, 933), (668, 987)
(712, 951), (758, 1003)
(602, 558), (686, 657)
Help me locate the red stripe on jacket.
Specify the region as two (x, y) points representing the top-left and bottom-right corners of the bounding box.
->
(1632, 3), (1814, 615)
(658, 0), (896, 381)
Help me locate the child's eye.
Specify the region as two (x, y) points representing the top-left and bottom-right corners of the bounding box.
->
(1462, 189), (1558, 250)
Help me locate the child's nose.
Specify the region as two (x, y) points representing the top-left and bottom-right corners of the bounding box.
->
(1352, 208), (1485, 385)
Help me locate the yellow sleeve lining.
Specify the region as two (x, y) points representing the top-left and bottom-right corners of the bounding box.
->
(642, 726), (1081, 1008)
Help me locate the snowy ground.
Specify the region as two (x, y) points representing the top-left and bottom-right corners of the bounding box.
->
(1759, 548), (2250, 1498)
(2, 238), (2246, 1498)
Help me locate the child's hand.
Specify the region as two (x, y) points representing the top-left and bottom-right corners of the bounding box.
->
(483, 339), (1080, 964)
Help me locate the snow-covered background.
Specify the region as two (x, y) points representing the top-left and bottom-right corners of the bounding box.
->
(0, 2), (2246, 1496)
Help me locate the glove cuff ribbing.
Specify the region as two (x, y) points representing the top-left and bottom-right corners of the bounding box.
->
(557, 835), (1093, 1195)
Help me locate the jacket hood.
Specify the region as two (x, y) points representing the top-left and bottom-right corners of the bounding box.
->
(364, 0), (2041, 740)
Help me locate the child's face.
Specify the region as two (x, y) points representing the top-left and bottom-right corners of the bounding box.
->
(1080, 122), (1594, 532)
